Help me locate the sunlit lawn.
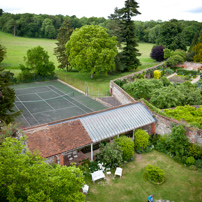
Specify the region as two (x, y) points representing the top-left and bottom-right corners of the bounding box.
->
(85, 150), (202, 202)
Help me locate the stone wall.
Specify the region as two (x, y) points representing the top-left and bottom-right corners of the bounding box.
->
(110, 81), (136, 105)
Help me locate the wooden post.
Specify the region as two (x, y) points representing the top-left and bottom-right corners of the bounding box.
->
(133, 129), (135, 141)
(91, 143), (93, 161)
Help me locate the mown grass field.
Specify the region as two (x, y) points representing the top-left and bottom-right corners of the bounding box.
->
(85, 150), (202, 202)
(0, 31), (159, 95)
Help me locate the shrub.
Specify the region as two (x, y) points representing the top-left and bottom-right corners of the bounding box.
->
(173, 155), (182, 163)
(164, 68), (174, 75)
(154, 70), (161, 79)
(115, 136), (134, 161)
(195, 159), (202, 169)
(182, 156), (188, 164)
(150, 134), (160, 145)
(188, 144), (202, 159)
(134, 129), (149, 152)
(186, 156), (196, 165)
(145, 164), (165, 184)
(166, 55), (184, 67)
(96, 142), (123, 168)
(160, 76), (171, 86)
(114, 79), (127, 88)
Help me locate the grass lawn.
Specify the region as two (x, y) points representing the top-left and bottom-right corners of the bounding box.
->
(0, 31), (160, 95)
(85, 150), (202, 202)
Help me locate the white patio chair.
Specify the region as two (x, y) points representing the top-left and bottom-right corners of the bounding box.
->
(98, 163), (105, 171)
(73, 150), (78, 158)
(82, 184), (89, 194)
(114, 167), (122, 178)
(106, 168), (111, 175)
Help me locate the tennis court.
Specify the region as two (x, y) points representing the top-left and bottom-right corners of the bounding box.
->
(12, 80), (108, 128)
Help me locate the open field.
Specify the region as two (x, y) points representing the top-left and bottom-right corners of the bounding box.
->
(85, 150), (202, 202)
(0, 31), (159, 95)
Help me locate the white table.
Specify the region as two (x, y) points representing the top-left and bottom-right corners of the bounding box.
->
(91, 170), (106, 183)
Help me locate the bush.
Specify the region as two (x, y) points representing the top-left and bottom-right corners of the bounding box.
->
(145, 164), (165, 184)
(114, 79), (127, 88)
(150, 134), (160, 145)
(188, 144), (202, 159)
(166, 55), (184, 67)
(186, 156), (196, 165)
(195, 159), (202, 169)
(182, 156), (188, 164)
(154, 70), (161, 79)
(134, 129), (149, 153)
(115, 136), (134, 161)
(164, 68), (174, 75)
(173, 155), (182, 163)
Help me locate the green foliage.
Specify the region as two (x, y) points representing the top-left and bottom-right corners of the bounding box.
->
(154, 70), (161, 79)
(0, 44), (6, 63)
(163, 48), (174, 59)
(114, 0), (141, 70)
(176, 68), (198, 76)
(123, 78), (163, 100)
(195, 159), (202, 169)
(164, 105), (202, 129)
(134, 129), (149, 152)
(188, 144), (202, 159)
(0, 137), (85, 202)
(21, 46), (55, 77)
(186, 156), (196, 165)
(166, 54), (184, 68)
(158, 19), (187, 51)
(0, 122), (19, 144)
(145, 164), (165, 183)
(66, 25), (118, 78)
(160, 76), (171, 86)
(192, 43), (202, 62)
(96, 142), (123, 168)
(115, 136), (134, 161)
(164, 68), (174, 75)
(114, 79), (127, 88)
(0, 67), (21, 124)
(54, 19), (73, 71)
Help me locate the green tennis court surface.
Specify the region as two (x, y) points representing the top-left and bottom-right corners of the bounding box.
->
(12, 80), (108, 128)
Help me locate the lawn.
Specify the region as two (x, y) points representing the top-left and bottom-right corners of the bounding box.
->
(85, 150), (202, 202)
(0, 31), (159, 95)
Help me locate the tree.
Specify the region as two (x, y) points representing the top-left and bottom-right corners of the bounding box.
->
(158, 19), (187, 51)
(116, 0), (141, 70)
(115, 136), (134, 161)
(54, 19), (73, 71)
(66, 25), (118, 78)
(0, 137), (85, 202)
(192, 43), (202, 62)
(0, 67), (21, 124)
(150, 45), (165, 62)
(22, 46), (55, 77)
(0, 44), (6, 63)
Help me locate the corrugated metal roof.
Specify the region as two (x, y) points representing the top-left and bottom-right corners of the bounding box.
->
(80, 102), (156, 143)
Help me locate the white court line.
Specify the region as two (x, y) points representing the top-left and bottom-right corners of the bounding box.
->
(49, 85), (93, 112)
(14, 85), (50, 91)
(35, 93), (55, 110)
(46, 86), (88, 114)
(14, 103), (31, 127)
(32, 105), (78, 115)
(16, 96), (40, 125)
(17, 90), (51, 97)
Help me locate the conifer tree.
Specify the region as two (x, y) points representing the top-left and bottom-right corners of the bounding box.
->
(0, 67), (21, 124)
(116, 0), (141, 70)
(54, 19), (73, 71)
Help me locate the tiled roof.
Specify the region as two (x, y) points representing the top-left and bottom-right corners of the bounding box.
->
(26, 120), (92, 158)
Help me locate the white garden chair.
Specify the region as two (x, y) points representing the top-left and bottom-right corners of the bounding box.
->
(82, 184), (89, 194)
(114, 167), (122, 178)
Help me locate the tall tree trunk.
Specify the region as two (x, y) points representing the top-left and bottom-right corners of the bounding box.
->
(91, 73), (94, 79)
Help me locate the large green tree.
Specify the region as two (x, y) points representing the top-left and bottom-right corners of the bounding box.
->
(0, 137), (85, 202)
(158, 19), (187, 51)
(116, 0), (141, 70)
(0, 60), (21, 123)
(66, 25), (118, 78)
(54, 19), (73, 71)
(21, 46), (55, 77)
(0, 44), (6, 63)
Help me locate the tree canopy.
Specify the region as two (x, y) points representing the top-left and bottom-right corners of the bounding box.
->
(158, 19), (187, 51)
(0, 44), (6, 63)
(0, 67), (21, 124)
(54, 19), (73, 71)
(115, 0), (141, 70)
(21, 46), (55, 77)
(66, 25), (118, 78)
(0, 137), (86, 202)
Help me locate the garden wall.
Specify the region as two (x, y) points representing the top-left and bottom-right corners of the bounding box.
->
(176, 62), (202, 71)
(153, 113), (202, 144)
